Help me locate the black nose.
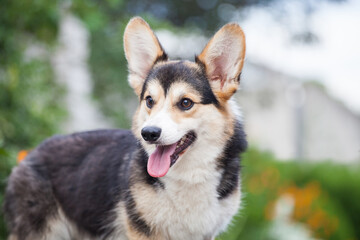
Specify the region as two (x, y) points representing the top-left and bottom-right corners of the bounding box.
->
(141, 126), (162, 142)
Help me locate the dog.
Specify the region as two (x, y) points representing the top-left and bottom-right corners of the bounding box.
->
(4, 17), (247, 240)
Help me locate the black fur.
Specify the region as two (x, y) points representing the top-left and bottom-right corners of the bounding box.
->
(3, 129), (158, 237)
(4, 115), (247, 239)
(4, 111), (246, 239)
(4, 126), (247, 238)
(153, 51), (168, 64)
(140, 61), (219, 106)
(216, 123), (248, 200)
(194, 55), (206, 71)
(125, 192), (151, 236)
(153, 38), (168, 64)
(37, 130), (136, 236)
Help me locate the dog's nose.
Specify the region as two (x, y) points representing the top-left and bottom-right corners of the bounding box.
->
(141, 126), (162, 142)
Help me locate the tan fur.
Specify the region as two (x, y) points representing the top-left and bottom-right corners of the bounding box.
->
(167, 82), (203, 122)
(112, 202), (130, 240)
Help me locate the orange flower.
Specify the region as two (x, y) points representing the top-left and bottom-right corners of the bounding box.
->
(17, 150), (29, 163)
(307, 209), (326, 231)
(260, 167), (280, 189)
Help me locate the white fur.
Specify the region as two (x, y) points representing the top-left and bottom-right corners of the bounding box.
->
(229, 96), (243, 121)
(36, 207), (129, 240)
(143, 108), (185, 145)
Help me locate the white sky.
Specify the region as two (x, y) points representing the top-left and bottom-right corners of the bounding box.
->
(238, 0), (360, 114)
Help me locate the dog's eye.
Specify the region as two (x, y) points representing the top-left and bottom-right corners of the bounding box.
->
(178, 98), (194, 110)
(146, 96), (154, 109)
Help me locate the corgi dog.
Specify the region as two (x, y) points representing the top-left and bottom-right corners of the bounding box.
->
(4, 17), (247, 240)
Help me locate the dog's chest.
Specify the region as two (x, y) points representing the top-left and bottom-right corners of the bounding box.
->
(134, 176), (240, 240)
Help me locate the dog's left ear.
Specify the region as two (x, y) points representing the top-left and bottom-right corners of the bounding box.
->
(124, 17), (167, 96)
(197, 23), (245, 102)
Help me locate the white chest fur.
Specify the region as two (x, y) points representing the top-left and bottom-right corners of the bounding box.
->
(162, 179), (240, 239)
(131, 162), (241, 240)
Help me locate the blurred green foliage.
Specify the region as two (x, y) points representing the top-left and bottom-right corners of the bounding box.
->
(0, 0), (66, 147)
(0, 60), (65, 149)
(0, 0), (66, 237)
(219, 148), (360, 240)
(0, 0), (60, 64)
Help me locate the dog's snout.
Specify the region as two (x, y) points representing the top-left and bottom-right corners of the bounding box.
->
(141, 126), (162, 142)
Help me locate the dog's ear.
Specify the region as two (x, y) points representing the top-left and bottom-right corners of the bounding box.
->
(124, 17), (167, 96)
(197, 23), (245, 102)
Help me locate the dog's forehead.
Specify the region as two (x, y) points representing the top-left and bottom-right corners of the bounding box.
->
(141, 61), (218, 105)
(150, 61), (202, 91)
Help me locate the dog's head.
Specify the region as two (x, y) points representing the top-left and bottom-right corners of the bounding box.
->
(124, 17), (245, 178)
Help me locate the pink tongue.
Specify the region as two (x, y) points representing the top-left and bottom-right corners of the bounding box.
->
(147, 143), (177, 178)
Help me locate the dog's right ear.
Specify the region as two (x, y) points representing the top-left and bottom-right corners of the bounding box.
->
(124, 17), (167, 96)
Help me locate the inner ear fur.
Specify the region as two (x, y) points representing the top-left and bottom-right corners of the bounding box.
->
(124, 17), (167, 96)
(197, 23), (246, 102)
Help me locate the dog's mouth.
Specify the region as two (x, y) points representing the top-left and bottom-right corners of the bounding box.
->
(147, 131), (197, 178)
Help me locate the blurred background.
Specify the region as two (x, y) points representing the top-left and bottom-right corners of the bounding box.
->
(1, 0), (359, 239)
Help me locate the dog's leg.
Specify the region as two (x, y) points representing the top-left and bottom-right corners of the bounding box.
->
(4, 163), (60, 240)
